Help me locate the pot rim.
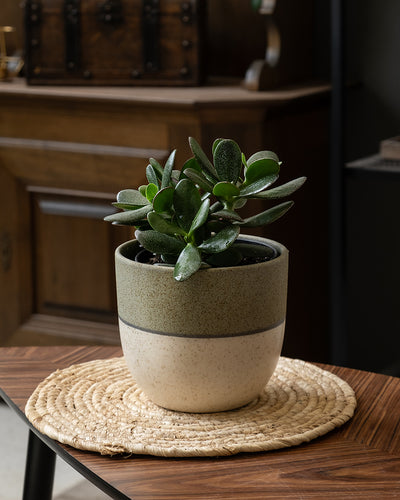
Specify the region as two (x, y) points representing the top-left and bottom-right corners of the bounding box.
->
(116, 234), (288, 275)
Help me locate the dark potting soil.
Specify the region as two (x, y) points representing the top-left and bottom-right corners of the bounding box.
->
(135, 247), (276, 268)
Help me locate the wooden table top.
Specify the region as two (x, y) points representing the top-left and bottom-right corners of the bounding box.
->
(1, 345), (400, 499)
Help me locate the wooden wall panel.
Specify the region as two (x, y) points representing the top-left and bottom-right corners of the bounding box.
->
(0, 138), (166, 192)
(0, 97), (170, 148)
(33, 192), (132, 323)
(0, 164), (22, 344)
(0, 135), (160, 345)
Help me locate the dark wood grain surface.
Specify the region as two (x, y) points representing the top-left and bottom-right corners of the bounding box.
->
(1, 346), (400, 499)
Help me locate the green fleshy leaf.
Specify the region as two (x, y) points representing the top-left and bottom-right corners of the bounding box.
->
(198, 225), (240, 254)
(212, 138), (224, 156)
(213, 139), (242, 183)
(184, 168), (214, 192)
(138, 185), (147, 197)
(104, 204), (151, 224)
(247, 150), (279, 166)
(147, 211), (185, 236)
(180, 157), (201, 178)
(161, 254), (178, 265)
(161, 149), (176, 189)
(252, 176), (307, 199)
(116, 189), (148, 206)
(233, 198), (247, 209)
(188, 137), (218, 180)
(112, 202), (146, 210)
(239, 174), (278, 197)
(152, 186), (174, 213)
(211, 209), (244, 222)
(171, 170), (180, 185)
(148, 158), (164, 179)
(202, 170), (220, 185)
(244, 152), (280, 185)
(173, 243), (202, 282)
(241, 152), (248, 169)
(213, 181), (240, 199)
(209, 201), (223, 213)
(135, 229), (185, 255)
(173, 178), (202, 232)
(146, 183), (158, 202)
(146, 164), (159, 186)
(206, 220), (226, 234)
(237, 201), (294, 228)
(188, 198), (210, 236)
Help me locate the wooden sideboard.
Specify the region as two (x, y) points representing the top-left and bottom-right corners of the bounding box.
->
(0, 80), (330, 361)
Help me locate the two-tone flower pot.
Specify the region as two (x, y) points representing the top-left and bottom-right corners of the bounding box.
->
(115, 234), (288, 413)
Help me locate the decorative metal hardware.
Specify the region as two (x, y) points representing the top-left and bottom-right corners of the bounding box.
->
(26, 1), (42, 24)
(64, 0), (81, 71)
(25, 0), (42, 81)
(180, 65), (190, 77)
(142, 0), (160, 71)
(99, 0), (123, 26)
(131, 69), (142, 79)
(181, 39), (192, 49)
(181, 1), (193, 24)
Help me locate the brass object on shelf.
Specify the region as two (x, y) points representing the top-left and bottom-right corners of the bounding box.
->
(0, 26), (24, 81)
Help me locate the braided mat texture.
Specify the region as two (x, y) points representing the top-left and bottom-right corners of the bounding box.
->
(25, 356), (356, 457)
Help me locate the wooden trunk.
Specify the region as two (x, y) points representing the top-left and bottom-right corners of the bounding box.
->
(25, 0), (205, 86)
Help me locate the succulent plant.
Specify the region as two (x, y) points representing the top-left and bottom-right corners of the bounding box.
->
(105, 137), (306, 281)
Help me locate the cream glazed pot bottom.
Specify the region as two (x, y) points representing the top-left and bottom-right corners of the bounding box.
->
(120, 320), (285, 413)
(115, 235), (289, 413)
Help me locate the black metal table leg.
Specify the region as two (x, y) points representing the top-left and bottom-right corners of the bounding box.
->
(22, 430), (56, 500)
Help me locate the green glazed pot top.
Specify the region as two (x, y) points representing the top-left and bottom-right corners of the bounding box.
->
(115, 235), (288, 338)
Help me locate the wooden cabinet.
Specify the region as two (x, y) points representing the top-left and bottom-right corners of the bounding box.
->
(0, 81), (330, 361)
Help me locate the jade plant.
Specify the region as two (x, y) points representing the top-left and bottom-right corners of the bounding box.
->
(105, 137), (306, 281)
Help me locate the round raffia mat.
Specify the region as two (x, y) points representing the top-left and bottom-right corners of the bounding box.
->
(25, 356), (356, 457)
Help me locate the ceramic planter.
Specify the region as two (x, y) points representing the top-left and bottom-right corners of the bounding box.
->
(115, 234), (288, 413)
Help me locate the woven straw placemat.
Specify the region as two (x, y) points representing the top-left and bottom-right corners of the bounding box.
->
(25, 356), (356, 457)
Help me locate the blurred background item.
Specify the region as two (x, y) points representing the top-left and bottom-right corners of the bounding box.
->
(0, 26), (24, 81)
